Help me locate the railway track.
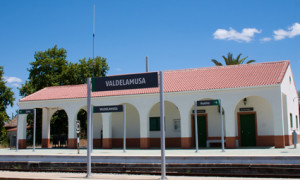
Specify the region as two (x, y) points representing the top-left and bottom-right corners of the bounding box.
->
(1, 162), (300, 178)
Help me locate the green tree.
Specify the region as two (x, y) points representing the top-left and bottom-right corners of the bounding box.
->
(19, 45), (109, 145)
(0, 66), (15, 144)
(25, 109), (42, 145)
(20, 45), (109, 96)
(62, 57), (109, 85)
(50, 110), (68, 136)
(19, 45), (68, 96)
(77, 109), (87, 138)
(211, 52), (256, 66)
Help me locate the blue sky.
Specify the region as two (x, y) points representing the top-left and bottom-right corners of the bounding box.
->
(1, 0), (300, 118)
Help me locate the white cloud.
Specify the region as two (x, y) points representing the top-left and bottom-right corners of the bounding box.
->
(10, 83), (21, 88)
(273, 22), (300, 40)
(3, 76), (22, 83)
(260, 37), (272, 42)
(213, 27), (261, 42)
(115, 68), (122, 72)
(2, 76), (22, 88)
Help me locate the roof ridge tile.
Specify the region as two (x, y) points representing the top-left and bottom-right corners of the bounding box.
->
(164, 60), (289, 73)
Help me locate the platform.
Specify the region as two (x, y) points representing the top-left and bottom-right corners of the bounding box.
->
(1, 145), (300, 178)
(1, 145), (300, 163)
(1, 171), (298, 180)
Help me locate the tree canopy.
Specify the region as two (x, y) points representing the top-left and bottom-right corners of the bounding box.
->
(20, 45), (109, 97)
(19, 45), (109, 144)
(0, 66), (15, 143)
(211, 52), (256, 66)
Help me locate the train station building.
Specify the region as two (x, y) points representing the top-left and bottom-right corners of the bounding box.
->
(17, 60), (299, 149)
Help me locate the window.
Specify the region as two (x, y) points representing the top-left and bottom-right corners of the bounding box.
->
(296, 115), (299, 129)
(150, 117), (160, 131)
(290, 113), (293, 128)
(173, 119), (181, 131)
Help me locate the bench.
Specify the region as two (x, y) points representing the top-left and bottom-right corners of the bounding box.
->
(206, 139), (226, 148)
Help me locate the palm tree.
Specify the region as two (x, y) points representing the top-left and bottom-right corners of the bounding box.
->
(211, 52), (255, 66)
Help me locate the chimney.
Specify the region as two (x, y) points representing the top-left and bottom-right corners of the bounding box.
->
(146, 56), (149, 72)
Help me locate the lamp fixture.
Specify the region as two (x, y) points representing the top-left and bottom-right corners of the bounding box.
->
(243, 98), (247, 106)
(218, 105), (225, 115)
(293, 97), (300, 102)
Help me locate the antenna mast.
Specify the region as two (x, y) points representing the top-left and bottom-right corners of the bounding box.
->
(92, 3), (95, 77)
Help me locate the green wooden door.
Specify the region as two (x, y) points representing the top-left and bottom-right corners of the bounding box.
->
(197, 116), (207, 147)
(240, 114), (256, 146)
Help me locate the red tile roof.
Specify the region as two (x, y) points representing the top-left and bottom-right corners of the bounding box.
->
(20, 61), (289, 102)
(7, 126), (30, 132)
(4, 117), (30, 131)
(4, 117), (17, 128)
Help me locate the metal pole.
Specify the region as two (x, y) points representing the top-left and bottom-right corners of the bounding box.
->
(91, 2), (95, 149)
(293, 130), (297, 149)
(146, 56), (149, 72)
(77, 133), (80, 154)
(220, 99), (225, 152)
(16, 110), (19, 152)
(123, 104), (126, 153)
(160, 71), (166, 180)
(91, 105), (93, 153)
(33, 109), (36, 152)
(86, 78), (92, 177)
(194, 101), (198, 153)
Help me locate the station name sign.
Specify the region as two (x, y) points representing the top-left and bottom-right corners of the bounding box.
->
(192, 110), (206, 114)
(239, 107), (254, 112)
(19, 109), (34, 114)
(92, 72), (158, 92)
(197, 100), (219, 106)
(93, 105), (123, 113)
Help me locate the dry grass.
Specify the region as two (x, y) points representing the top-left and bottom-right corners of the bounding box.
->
(79, 139), (87, 147)
(0, 143), (9, 149)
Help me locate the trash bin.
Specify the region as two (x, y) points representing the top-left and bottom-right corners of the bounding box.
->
(10, 135), (16, 148)
(292, 130), (297, 148)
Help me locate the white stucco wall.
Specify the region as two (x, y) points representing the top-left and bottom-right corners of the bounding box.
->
(280, 65), (299, 134)
(93, 113), (102, 139)
(18, 78), (294, 146)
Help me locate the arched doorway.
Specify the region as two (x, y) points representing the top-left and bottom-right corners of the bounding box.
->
(235, 96), (273, 147)
(148, 101), (181, 148)
(23, 108), (42, 148)
(190, 98), (225, 148)
(50, 110), (68, 148)
(111, 103), (140, 148)
(77, 108), (87, 148)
